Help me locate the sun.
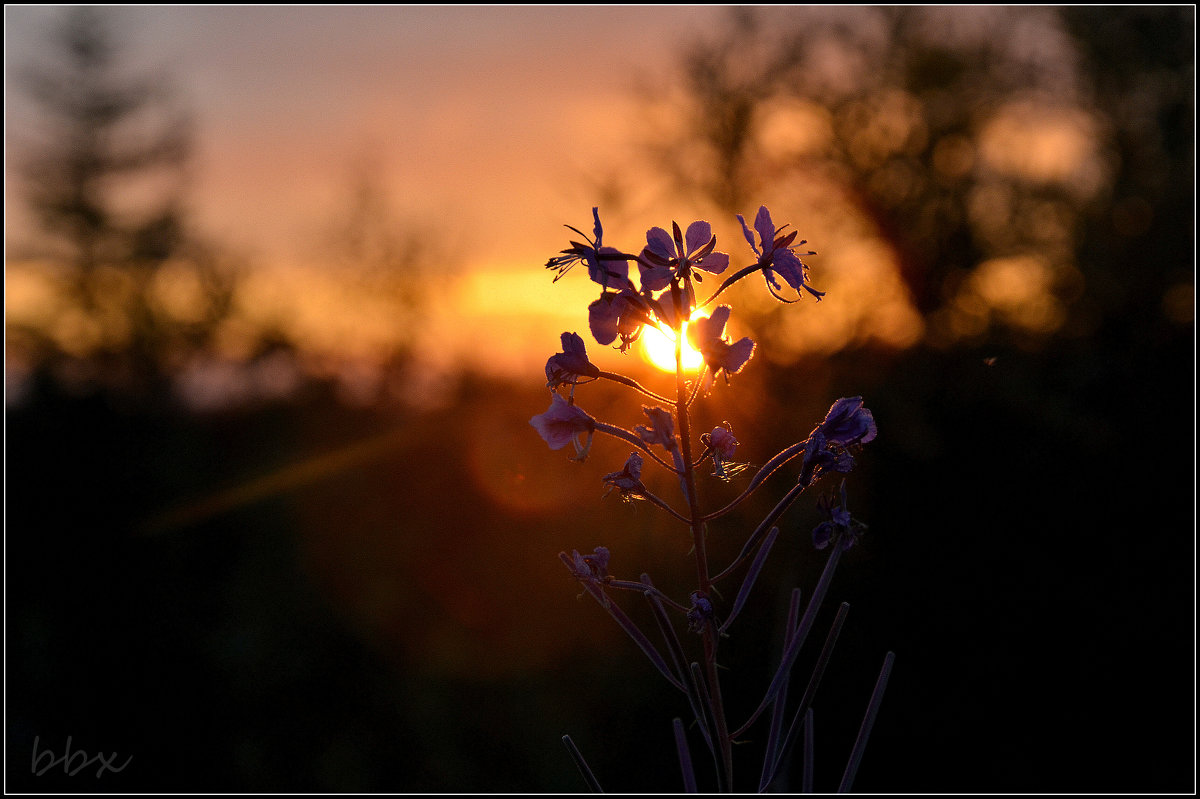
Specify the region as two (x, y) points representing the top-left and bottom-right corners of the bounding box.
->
(641, 317), (706, 373)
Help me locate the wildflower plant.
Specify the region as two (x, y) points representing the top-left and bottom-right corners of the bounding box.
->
(532, 206), (894, 792)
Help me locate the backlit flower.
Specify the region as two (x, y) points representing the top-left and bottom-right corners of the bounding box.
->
(545, 331), (600, 389)
(635, 406), (679, 453)
(636, 405), (687, 481)
(563, 546), (612, 586)
(816, 396), (877, 448)
(687, 305), (756, 380)
(588, 289), (652, 352)
(704, 425), (742, 479)
(639, 220), (730, 291)
(799, 397), (877, 484)
(686, 591), (715, 633)
(737, 205), (824, 302)
(602, 452), (646, 501)
(530, 393), (595, 460)
(708, 426), (739, 460)
(812, 481), (867, 551)
(546, 207), (635, 291)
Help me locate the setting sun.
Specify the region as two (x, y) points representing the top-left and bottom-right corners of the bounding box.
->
(641, 318), (706, 373)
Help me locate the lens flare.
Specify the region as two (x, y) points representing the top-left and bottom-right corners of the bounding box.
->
(641, 318), (706, 373)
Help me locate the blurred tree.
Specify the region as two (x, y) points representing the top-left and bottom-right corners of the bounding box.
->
(324, 152), (432, 345)
(1057, 6), (1194, 344)
(634, 7), (1122, 352)
(10, 7), (235, 400)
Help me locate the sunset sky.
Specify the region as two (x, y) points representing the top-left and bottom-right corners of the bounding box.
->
(4, 6), (1109, 392)
(6, 6), (725, 255)
(5, 6), (750, 384)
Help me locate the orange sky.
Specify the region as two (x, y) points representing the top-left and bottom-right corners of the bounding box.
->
(5, 6), (1110, 399)
(4, 6), (738, 387)
(5, 6), (727, 261)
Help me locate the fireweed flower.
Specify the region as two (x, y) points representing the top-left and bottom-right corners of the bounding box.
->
(636, 405), (687, 479)
(530, 393), (595, 461)
(602, 452), (646, 501)
(546, 331), (600, 389)
(812, 481), (867, 551)
(635, 406), (679, 453)
(564, 546), (612, 586)
(686, 591), (715, 633)
(589, 289), (653, 352)
(546, 207), (635, 292)
(703, 424), (742, 479)
(816, 396), (878, 448)
(800, 396), (877, 485)
(639, 220), (731, 292)
(687, 305), (756, 381)
(737, 205), (824, 302)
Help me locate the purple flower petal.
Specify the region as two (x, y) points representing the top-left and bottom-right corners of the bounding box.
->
(771, 249), (807, 291)
(588, 294), (625, 346)
(695, 249), (729, 275)
(645, 226), (676, 262)
(602, 452), (646, 499)
(545, 331), (600, 387)
(635, 406), (678, 451)
(638, 252), (674, 292)
(687, 305), (755, 377)
(819, 396), (877, 447)
(530, 393), (595, 450)
(684, 220), (713, 255)
(721, 337), (756, 374)
(591, 246), (634, 291)
(709, 426), (739, 460)
(736, 213), (759, 253)
(591, 207), (603, 246)
(754, 205), (775, 252)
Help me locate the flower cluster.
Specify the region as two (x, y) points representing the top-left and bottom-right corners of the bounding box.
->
(544, 207), (787, 357)
(532, 205), (888, 793)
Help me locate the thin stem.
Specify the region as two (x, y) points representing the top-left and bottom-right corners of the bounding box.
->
(672, 308), (708, 593)
(685, 364), (708, 408)
(765, 602), (851, 789)
(643, 578), (716, 757)
(597, 370), (673, 405)
(701, 439), (809, 523)
(674, 718), (699, 794)
(639, 490), (692, 525)
(757, 587), (803, 792)
(697, 262), (762, 309)
(802, 708), (814, 794)
(593, 421), (679, 474)
(605, 578), (690, 613)
(562, 735), (603, 793)
(689, 662), (727, 793)
(673, 275), (733, 788)
(718, 525), (780, 635)
(702, 627), (733, 792)
(712, 481), (807, 584)
(561, 554), (685, 693)
(733, 542), (844, 738)
(837, 651), (896, 793)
